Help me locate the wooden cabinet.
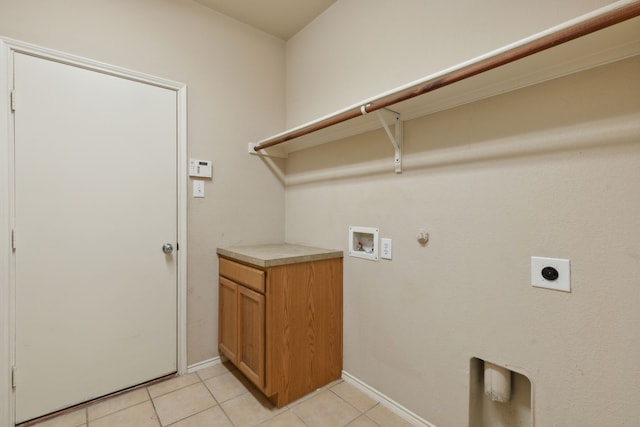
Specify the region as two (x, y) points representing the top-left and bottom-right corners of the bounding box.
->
(218, 276), (238, 363)
(236, 284), (265, 387)
(217, 248), (343, 407)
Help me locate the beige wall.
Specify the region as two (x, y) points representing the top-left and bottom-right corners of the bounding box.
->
(4, 0), (639, 425)
(0, 0), (287, 365)
(286, 0), (617, 128)
(284, 1), (640, 425)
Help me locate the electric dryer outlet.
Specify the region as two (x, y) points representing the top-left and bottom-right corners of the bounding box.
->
(531, 256), (571, 292)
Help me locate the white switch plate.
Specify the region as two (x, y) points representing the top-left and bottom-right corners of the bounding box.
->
(531, 256), (570, 292)
(193, 180), (205, 198)
(381, 238), (392, 260)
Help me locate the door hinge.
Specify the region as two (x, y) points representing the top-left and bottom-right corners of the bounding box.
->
(11, 366), (17, 388)
(10, 89), (16, 112)
(11, 229), (16, 250)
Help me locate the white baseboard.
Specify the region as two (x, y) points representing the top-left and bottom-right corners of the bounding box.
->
(342, 370), (436, 427)
(186, 356), (222, 374)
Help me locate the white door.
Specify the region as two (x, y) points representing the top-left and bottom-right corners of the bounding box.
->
(13, 52), (178, 423)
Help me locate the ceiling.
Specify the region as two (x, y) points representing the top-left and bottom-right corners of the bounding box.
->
(193, 0), (337, 40)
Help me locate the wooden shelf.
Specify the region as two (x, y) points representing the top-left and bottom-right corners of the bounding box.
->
(251, 2), (640, 160)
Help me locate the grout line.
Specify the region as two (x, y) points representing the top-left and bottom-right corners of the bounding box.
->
(87, 400), (154, 425)
(166, 369), (238, 427)
(29, 371), (390, 427)
(162, 407), (222, 427)
(41, 370), (386, 427)
(86, 401), (156, 427)
(145, 386), (163, 427)
(326, 388), (366, 427)
(146, 372), (205, 399)
(342, 372), (430, 426)
(151, 380), (220, 427)
(25, 373), (177, 427)
(362, 403), (385, 427)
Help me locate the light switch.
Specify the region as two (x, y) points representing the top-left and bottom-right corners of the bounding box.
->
(193, 180), (205, 198)
(381, 238), (392, 260)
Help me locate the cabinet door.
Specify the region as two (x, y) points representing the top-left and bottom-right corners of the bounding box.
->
(218, 277), (238, 362)
(237, 285), (265, 389)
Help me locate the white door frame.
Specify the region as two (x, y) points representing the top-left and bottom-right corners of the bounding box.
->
(0, 38), (188, 427)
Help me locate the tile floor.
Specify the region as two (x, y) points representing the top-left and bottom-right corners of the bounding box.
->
(29, 362), (416, 427)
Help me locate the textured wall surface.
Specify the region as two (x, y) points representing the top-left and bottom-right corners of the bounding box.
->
(0, 0), (287, 366)
(3, 0), (639, 425)
(284, 1), (639, 424)
(286, 0), (618, 127)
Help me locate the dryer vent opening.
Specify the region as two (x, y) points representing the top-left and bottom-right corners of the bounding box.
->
(469, 358), (533, 427)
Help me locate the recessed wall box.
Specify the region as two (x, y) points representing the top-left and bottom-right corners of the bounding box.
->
(349, 226), (379, 261)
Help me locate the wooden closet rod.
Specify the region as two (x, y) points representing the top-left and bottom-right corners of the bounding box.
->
(254, 1), (640, 152)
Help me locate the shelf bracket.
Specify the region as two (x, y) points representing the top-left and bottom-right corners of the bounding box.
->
(375, 109), (403, 173)
(248, 142), (288, 159)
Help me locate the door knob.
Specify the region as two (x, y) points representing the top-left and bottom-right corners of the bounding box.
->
(162, 243), (174, 254)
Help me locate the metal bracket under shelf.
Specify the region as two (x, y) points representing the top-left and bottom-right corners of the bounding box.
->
(249, 107), (403, 172)
(374, 108), (403, 173)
